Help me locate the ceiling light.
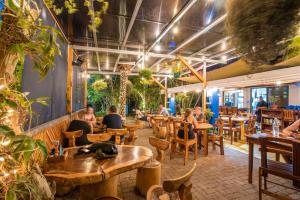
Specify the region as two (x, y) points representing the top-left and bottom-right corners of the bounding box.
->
(221, 55), (227, 61)
(196, 89), (201, 93)
(157, 77), (160, 81)
(173, 27), (179, 34)
(154, 44), (161, 51)
(183, 90), (187, 94)
(188, 60), (192, 64)
(145, 55), (149, 61)
(105, 75), (110, 79)
(0, 85), (4, 90)
(221, 42), (226, 50)
(276, 80), (282, 86)
(156, 65), (160, 72)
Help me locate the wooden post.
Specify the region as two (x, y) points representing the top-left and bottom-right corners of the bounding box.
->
(164, 77), (168, 108)
(177, 55), (207, 119)
(83, 71), (88, 108)
(67, 46), (73, 113)
(119, 64), (131, 117)
(152, 77), (167, 107)
(202, 61), (207, 120)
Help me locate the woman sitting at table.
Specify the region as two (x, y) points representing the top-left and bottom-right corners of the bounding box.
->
(81, 104), (97, 127)
(135, 107), (148, 122)
(178, 109), (198, 139)
(282, 119), (300, 139)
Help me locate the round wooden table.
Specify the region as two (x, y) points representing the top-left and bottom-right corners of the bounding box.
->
(44, 145), (153, 200)
(194, 123), (213, 156)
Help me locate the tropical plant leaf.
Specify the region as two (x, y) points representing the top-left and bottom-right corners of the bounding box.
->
(36, 140), (48, 159)
(0, 125), (16, 137)
(6, 188), (16, 200)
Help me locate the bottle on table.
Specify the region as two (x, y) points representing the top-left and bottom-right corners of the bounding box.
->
(272, 118), (280, 137)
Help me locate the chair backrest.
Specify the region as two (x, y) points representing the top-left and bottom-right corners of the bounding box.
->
(247, 116), (256, 135)
(214, 117), (224, 135)
(87, 133), (112, 143)
(162, 163), (196, 200)
(106, 128), (128, 144)
(178, 122), (192, 142)
(283, 110), (294, 121)
(259, 137), (300, 177)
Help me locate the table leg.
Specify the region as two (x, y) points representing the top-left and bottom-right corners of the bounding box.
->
(202, 130), (208, 156)
(80, 176), (118, 200)
(240, 122), (245, 142)
(248, 142), (254, 184)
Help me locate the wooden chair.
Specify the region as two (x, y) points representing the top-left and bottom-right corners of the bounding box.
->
(232, 107), (238, 115)
(87, 133), (112, 143)
(147, 163), (196, 200)
(222, 116), (240, 144)
(219, 106), (227, 115)
(259, 137), (300, 200)
(227, 107), (233, 115)
(106, 128), (128, 145)
(63, 130), (83, 147)
(245, 116), (257, 136)
(210, 118), (224, 155)
(283, 110), (295, 127)
(149, 136), (170, 161)
(170, 122), (197, 165)
(152, 116), (168, 139)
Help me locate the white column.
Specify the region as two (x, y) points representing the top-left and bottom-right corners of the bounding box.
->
(243, 87), (251, 110)
(289, 84), (300, 105)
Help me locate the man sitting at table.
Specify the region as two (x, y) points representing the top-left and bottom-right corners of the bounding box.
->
(282, 119), (300, 139)
(158, 103), (169, 116)
(194, 106), (204, 122)
(256, 96), (268, 124)
(100, 105), (123, 129)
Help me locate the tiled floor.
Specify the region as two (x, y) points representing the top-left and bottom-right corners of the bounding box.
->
(117, 128), (300, 200)
(58, 128), (300, 200)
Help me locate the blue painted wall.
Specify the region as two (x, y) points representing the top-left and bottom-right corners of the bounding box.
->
(22, 0), (70, 127)
(209, 91), (219, 124)
(169, 97), (176, 116)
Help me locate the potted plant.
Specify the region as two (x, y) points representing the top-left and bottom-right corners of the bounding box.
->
(205, 108), (214, 121)
(92, 79), (108, 91)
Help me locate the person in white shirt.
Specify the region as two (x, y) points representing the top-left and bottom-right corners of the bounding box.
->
(158, 103), (169, 116)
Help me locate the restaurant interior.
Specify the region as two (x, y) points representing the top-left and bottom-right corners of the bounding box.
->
(1, 0), (300, 200)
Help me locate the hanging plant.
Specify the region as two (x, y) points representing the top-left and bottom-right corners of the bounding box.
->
(285, 36), (300, 59)
(138, 68), (152, 80)
(92, 79), (107, 91)
(226, 0), (300, 66)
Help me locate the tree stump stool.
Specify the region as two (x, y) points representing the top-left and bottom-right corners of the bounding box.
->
(136, 160), (161, 196)
(149, 136), (170, 161)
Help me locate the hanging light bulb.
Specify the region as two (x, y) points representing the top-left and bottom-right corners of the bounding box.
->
(105, 75), (110, 79)
(156, 64), (160, 72)
(276, 80), (282, 86)
(173, 26), (179, 34)
(188, 60), (192, 64)
(157, 77), (160, 81)
(0, 85), (4, 90)
(154, 44), (161, 51)
(0, 156), (4, 162)
(145, 55), (149, 61)
(221, 42), (226, 50)
(221, 55), (227, 61)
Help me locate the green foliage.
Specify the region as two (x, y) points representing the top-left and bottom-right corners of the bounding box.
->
(205, 108), (214, 121)
(226, 0), (300, 66)
(92, 79), (108, 91)
(138, 69), (152, 80)
(286, 36), (300, 59)
(10, 61), (24, 91)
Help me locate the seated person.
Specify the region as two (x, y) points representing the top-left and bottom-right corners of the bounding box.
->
(65, 120), (92, 147)
(100, 105), (123, 142)
(175, 104), (182, 116)
(136, 107), (148, 121)
(282, 119), (300, 139)
(82, 104), (97, 127)
(158, 103), (169, 116)
(177, 109), (198, 140)
(194, 106), (204, 122)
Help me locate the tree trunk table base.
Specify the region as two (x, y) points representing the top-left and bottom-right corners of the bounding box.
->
(80, 176), (118, 200)
(136, 160), (161, 196)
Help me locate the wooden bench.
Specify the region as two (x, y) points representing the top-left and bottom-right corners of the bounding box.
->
(31, 110), (84, 152)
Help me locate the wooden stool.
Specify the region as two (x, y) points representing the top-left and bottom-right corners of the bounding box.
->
(136, 160), (161, 196)
(149, 136), (170, 161)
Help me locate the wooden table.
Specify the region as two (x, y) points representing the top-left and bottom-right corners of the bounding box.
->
(246, 133), (300, 186)
(45, 145), (153, 200)
(194, 123), (213, 156)
(221, 116), (249, 141)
